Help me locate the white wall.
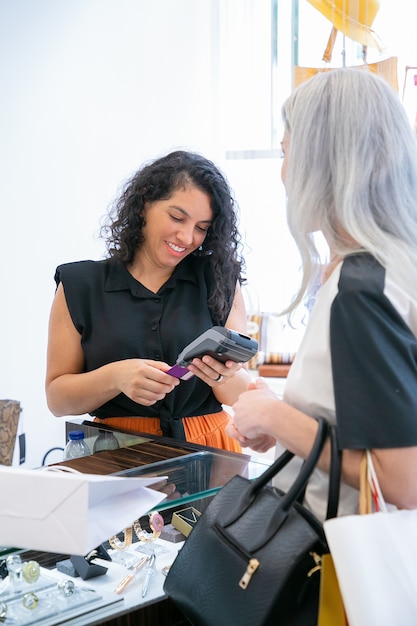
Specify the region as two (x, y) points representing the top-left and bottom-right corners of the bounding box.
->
(0, 0), (228, 467)
(1, 0), (298, 468)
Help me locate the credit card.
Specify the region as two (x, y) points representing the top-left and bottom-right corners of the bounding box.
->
(167, 364), (195, 381)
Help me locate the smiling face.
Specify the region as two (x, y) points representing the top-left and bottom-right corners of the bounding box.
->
(139, 185), (213, 271)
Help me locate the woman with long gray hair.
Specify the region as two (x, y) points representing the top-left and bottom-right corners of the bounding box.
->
(228, 68), (417, 517)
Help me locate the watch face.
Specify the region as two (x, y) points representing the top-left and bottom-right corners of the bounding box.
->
(149, 512), (164, 533)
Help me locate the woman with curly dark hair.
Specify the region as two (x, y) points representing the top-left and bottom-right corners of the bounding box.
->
(46, 150), (250, 451)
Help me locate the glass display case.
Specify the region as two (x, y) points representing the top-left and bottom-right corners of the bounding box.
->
(62, 420), (271, 518)
(0, 421), (272, 626)
(57, 420), (271, 562)
(114, 450), (269, 512)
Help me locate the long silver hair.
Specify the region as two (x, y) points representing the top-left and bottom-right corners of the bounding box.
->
(282, 67), (417, 311)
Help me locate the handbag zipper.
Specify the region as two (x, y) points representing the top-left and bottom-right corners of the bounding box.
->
(213, 523), (260, 590)
(239, 558), (260, 589)
(307, 551), (322, 577)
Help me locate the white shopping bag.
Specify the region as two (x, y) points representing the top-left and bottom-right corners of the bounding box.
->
(324, 502), (417, 625)
(0, 466), (167, 555)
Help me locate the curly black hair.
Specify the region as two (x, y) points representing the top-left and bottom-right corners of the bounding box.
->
(100, 150), (246, 322)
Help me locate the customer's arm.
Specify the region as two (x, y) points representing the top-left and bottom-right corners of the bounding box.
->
(228, 378), (417, 510)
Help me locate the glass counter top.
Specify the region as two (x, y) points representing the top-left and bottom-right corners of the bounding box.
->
(61, 420), (272, 513)
(113, 450), (270, 512)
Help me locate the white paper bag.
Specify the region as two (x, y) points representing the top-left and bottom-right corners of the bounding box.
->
(324, 509), (417, 626)
(0, 466), (167, 555)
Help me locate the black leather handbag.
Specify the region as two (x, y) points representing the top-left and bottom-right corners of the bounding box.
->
(163, 418), (340, 626)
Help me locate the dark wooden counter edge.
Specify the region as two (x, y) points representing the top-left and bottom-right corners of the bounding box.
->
(59, 419), (251, 474)
(80, 418), (249, 459)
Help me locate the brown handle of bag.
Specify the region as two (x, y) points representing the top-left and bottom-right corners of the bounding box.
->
(358, 452), (372, 515)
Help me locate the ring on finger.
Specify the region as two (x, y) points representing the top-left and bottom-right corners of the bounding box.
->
(215, 374), (223, 382)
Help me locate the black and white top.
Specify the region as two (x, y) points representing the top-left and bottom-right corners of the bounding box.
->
(274, 253), (417, 519)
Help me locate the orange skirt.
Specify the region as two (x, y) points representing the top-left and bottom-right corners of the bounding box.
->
(93, 409), (242, 453)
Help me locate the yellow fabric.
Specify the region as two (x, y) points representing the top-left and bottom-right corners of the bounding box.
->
(94, 409), (241, 453)
(319, 451), (371, 625)
(318, 554), (348, 626)
(293, 56), (399, 93)
(307, 0), (381, 50)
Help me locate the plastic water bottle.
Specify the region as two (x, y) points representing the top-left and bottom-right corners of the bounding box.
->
(93, 429), (119, 453)
(64, 430), (91, 460)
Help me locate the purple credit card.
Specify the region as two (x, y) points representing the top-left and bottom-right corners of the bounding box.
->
(167, 364), (195, 381)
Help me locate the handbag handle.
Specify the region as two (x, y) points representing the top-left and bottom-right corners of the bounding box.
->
(326, 425), (341, 519)
(222, 418), (329, 528)
(295, 423), (341, 517)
